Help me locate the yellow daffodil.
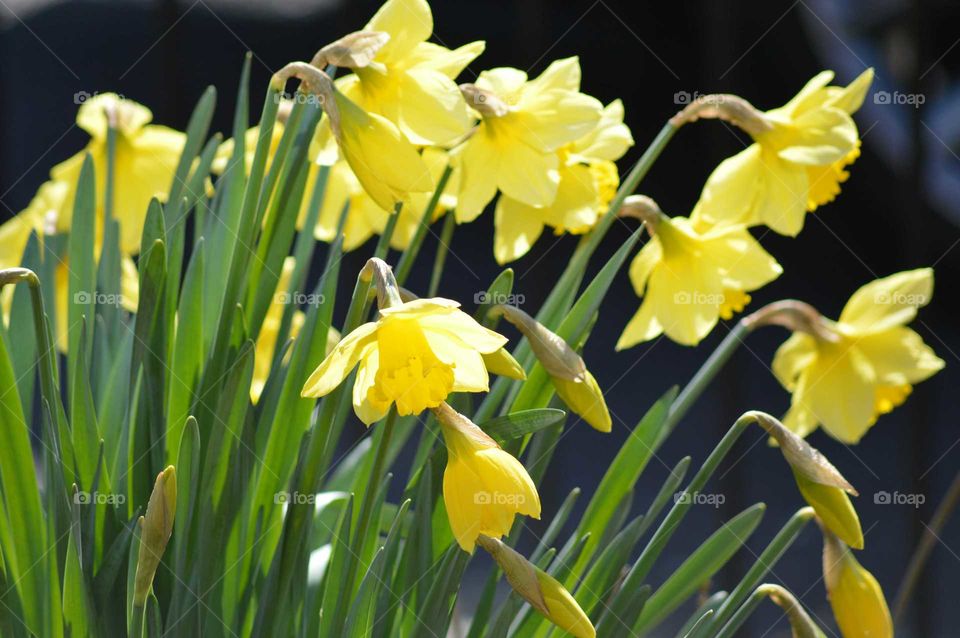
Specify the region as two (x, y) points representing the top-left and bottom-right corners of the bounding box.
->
(822, 527), (893, 638)
(251, 257), (339, 404)
(301, 297), (509, 424)
(436, 404), (540, 552)
(51, 93), (186, 254)
(617, 214), (782, 348)
(691, 69), (873, 236)
(308, 147), (454, 252)
(773, 268), (944, 443)
(325, 87), (434, 213)
(494, 99), (633, 263)
(334, 0), (484, 147)
(454, 57), (603, 222)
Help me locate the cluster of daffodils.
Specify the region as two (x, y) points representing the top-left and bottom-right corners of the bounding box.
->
(0, 0), (944, 635)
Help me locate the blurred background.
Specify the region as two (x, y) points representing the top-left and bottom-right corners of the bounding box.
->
(2, 0), (959, 635)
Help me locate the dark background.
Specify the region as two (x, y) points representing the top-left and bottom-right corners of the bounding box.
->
(2, 0), (959, 635)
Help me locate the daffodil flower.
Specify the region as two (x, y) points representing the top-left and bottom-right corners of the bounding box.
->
(454, 57), (603, 222)
(616, 213), (782, 348)
(0, 94), (179, 346)
(333, 0), (484, 147)
(773, 268), (944, 443)
(51, 93), (186, 254)
(822, 527), (893, 638)
(691, 69), (873, 236)
(301, 297), (510, 424)
(436, 404), (540, 552)
(494, 99), (633, 263)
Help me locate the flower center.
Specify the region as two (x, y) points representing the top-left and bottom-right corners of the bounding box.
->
(368, 318), (455, 415)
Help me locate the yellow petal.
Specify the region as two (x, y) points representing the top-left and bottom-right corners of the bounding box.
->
(569, 99), (634, 163)
(454, 125), (501, 222)
(77, 93), (152, 139)
(494, 196), (546, 264)
(690, 145), (762, 231)
(365, 0), (432, 63)
(775, 107), (857, 166)
(513, 90), (603, 152)
(826, 68), (875, 115)
(802, 344), (877, 444)
(394, 67), (473, 146)
(772, 332), (817, 391)
(301, 322), (378, 398)
(495, 137), (560, 207)
(855, 326), (944, 385)
(523, 56), (582, 94)
(838, 268), (934, 335)
(405, 41), (486, 78)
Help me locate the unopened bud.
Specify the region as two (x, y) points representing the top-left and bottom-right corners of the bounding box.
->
(750, 412), (863, 549)
(821, 526), (893, 638)
(359, 257), (403, 310)
(134, 465), (177, 606)
(488, 305), (585, 382)
(477, 535), (595, 638)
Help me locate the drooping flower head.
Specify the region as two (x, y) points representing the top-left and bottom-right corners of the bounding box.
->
(454, 57), (603, 222)
(301, 260), (514, 424)
(689, 69), (874, 236)
(494, 99), (633, 263)
(773, 268), (944, 443)
(436, 404), (540, 552)
(617, 201), (782, 348)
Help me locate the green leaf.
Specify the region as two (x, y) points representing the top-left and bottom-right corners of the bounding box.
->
(480, 408), (566, 443)
(70, 320), (107, 491)
(574, 387), (676, 572)
(67, 153), (97, 372)
(634, 504), (766, 633)
(0, 332), (56, 636)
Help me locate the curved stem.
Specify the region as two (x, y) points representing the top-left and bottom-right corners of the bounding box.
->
(894, 466), (960, 619)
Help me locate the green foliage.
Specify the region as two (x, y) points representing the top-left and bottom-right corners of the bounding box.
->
(0, 59), (832, 638)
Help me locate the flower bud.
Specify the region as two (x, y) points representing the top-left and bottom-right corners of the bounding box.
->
(752, 412), (863, 549)
(477, 535), (595, 638)
(489, 304), (612, 432)
(481, 347), (527, 380)
(134, 465), (177, 606)
(821, 527), (893, 638)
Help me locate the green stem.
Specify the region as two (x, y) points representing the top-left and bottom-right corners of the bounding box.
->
(131, 603), (145, 638)
(427, 211), (456, 297)
(697, 507), (815, 636)
(395, 164), (452, 287)
(894, 466), (960, 619)
(598, 412), (759, 633)
(713, 587), (768, 638)
(659, 320), (750, 446)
